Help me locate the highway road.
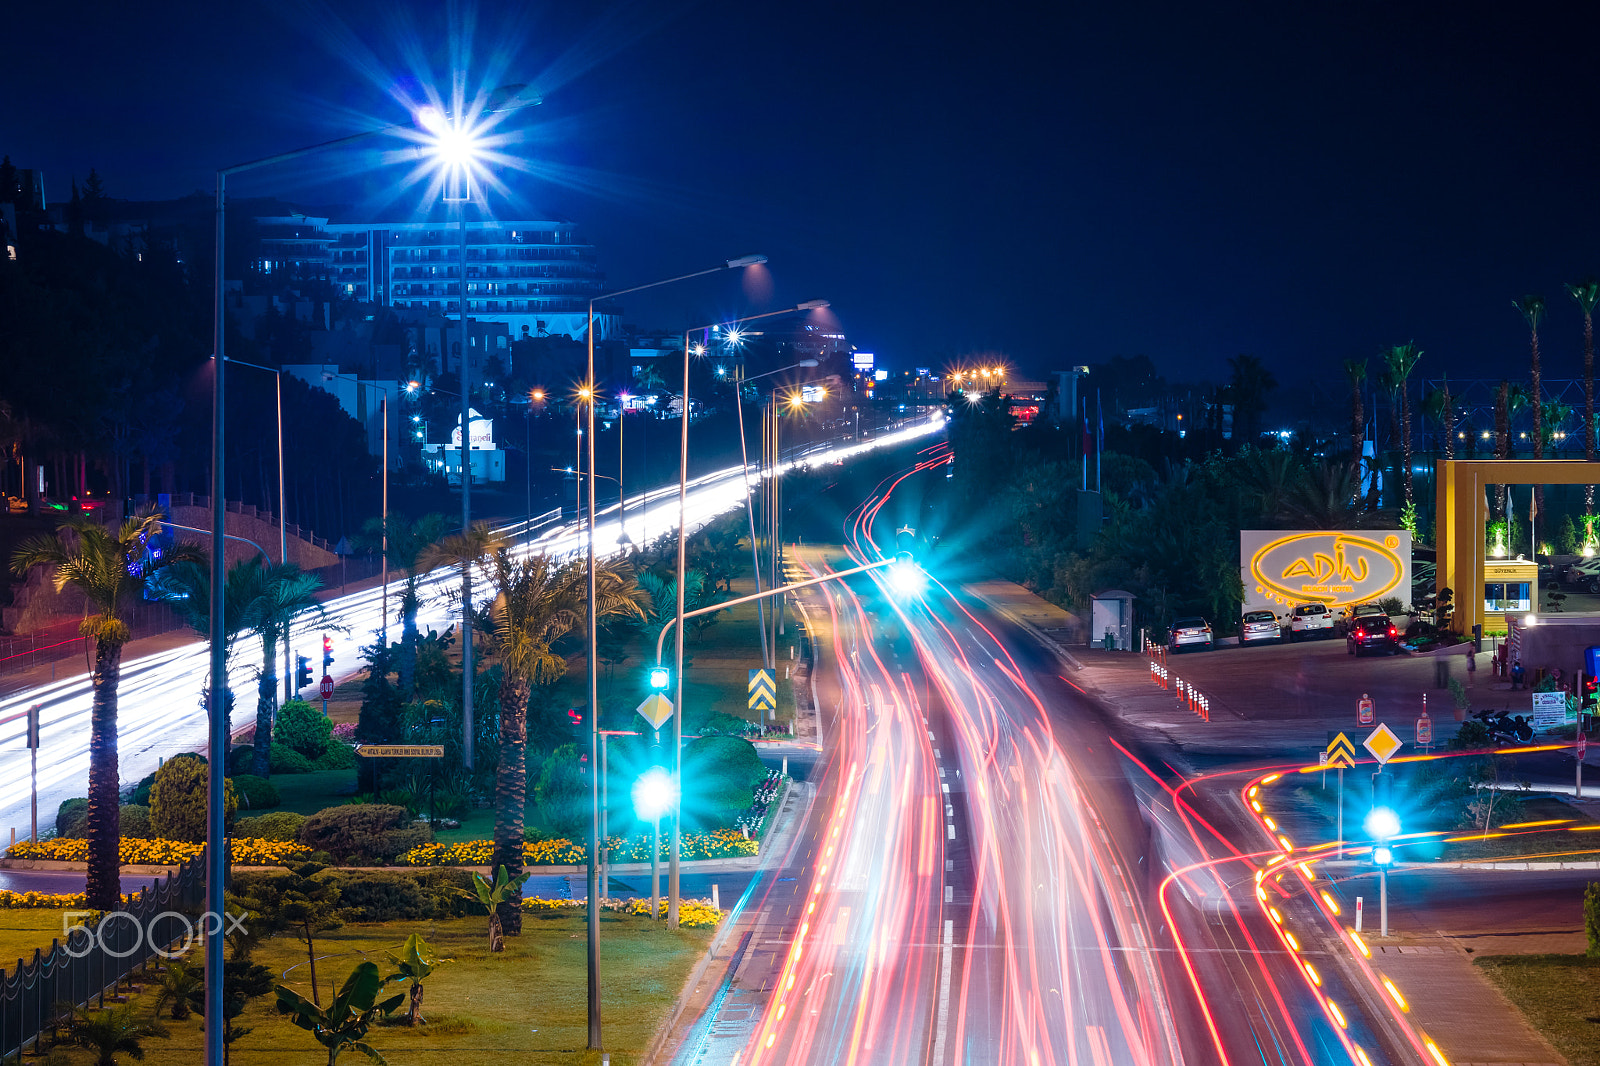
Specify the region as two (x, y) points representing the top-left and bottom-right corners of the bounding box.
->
(0, 417), (942, 844)
(677, 449), (1453, 1064)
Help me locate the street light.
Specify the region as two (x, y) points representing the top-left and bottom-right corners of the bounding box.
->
(671, 300), (827, 929)
(764, 379), (828, 654)
(632, 767), (676, 922)
(578, 255), (765, 1049)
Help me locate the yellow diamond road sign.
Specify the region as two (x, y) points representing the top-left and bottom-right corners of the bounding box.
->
(748, 668), (777, 712)
(1363, 723), (1404, 765)
(1325, 732), (1357, 769)
(636, 693), (674, 730)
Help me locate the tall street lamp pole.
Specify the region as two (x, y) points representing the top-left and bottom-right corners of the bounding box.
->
(670, 300), (826, 929)
(578, 255), (765, 1050)
(221, 356), (289, 698)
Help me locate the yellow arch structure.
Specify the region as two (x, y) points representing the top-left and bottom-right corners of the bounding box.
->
(1435, 459), (1600, 635)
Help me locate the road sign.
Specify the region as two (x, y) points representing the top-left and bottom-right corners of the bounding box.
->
(748, 668), (777, 712)
(637, 693), (674, 730)
(356, 745), (444, 758)
(1416, 711), (1433, 746)
(320, 676), (334, 701)
(1325, 731), (1358, 769)
(1363, 723), (1403, 765)
(1580, 734), (1588, 759)
(1358, 694), (1375, 726)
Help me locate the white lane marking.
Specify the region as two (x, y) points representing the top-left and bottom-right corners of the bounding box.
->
(944, 884), (953, 904)
(941, 783), (949, 793)
(947, 823), (956, 840)
(932, 918), (955, 1065)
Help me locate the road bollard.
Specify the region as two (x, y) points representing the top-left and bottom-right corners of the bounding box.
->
(712, 884), (720, 911)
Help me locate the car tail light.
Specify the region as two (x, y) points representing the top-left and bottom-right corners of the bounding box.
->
(1389, 626), (1398, 638)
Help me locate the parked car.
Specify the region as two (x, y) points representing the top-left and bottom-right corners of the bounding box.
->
(1347, 614), (1401, 656)
(1569, 557), (1600, 593)
(1240, 610), (1283, 645)
(1288, 603), (1335, 641)
(1337, 601), (1387, 634)
(1169, 617), (1214, 652)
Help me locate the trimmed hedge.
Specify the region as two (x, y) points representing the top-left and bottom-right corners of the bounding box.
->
(298, 804), (430, 864)
(269, 744), (314, 774)
(232, 774), (281, 810)
(234, 811), (306, 842)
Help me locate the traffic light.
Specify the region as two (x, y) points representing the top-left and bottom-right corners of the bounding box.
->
(1372, 844), (1395, 868)
(1366, 770), (1399, 867)
(322, 635), (334, 667)
(295, 655), (312, 691)
(649, 666), (670, 690)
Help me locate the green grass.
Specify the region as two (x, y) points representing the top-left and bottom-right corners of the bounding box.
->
(55, 913), (711, 1066)
(0, 908), (71, 968)
(269, 770), (360, 814)
(1476, 954), (1600, 1065)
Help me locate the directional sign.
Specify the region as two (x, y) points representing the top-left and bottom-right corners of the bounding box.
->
(637, 693), (674, 730)
(749, 668), (777, 712)
(356, 745), (444, 758)
(1325, 731), (1358, 769)
(1363, 723), (1404, 766)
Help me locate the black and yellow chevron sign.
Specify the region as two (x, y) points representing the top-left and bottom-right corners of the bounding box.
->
(749, 668), (777, 712)
(1325, 731), (1358, 769)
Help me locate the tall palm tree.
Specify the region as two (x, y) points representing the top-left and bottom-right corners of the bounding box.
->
(1515, 295), (1548, 511)
(11, 509), (201, 908)
(1280, 461), (1396, 529)
(419, 521), (507, 671)
(478, 548), (645, 935)
(1495, 380), (1511, 517)
(154, 557), (266, 728)
(242, 564), (328, 778)
(358, 513), (451, 699)
(1568, 279), (1599, 513)
(1423, 376), (1454, 461)
(1383, 343), (1423, 508)
(1343, 358), (1367, 506)
(1226, 354), (1278, 444)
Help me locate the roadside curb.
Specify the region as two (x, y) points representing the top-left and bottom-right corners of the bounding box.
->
(966, 588), (1084, 671)
(1322, 859), (1600, 871)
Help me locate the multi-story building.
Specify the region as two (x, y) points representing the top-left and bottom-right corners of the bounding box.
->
(320, 206), (611, 348)
(256, 214), (333, 280)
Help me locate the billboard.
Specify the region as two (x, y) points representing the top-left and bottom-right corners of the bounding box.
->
(852, 351), (875, 371)
(1240, 530), (1411, 615)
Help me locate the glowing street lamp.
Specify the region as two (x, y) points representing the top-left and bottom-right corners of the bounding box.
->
(632, 767), (677, 921)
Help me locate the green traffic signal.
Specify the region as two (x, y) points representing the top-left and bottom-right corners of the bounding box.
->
(649, 666), (670, 690)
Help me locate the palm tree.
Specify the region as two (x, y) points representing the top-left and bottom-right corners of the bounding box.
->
(11, 509), (201, 908)
(1383, 343), (1423, 508)
(419, 520), (506, 672)
(1423, 376), (1454, 461)
(154, 557), (266, 731)
(478, 547), (645, 935)
(1226, 354), (1278, 444)
(1515, 295), (1548, 511)
(358, 512), (451, 699)
(1343, 358), (1367, 463)
(60, 1002), (167, 1066)
(1568, 279), (1599, 513)
(1280, 462), (1397, 529)
(242, 564), (328, 779)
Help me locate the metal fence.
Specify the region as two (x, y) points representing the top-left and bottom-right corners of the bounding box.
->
(0, 855), (205, 1060)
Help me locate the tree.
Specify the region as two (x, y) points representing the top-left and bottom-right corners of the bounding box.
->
(275, 862), (345, 1006)
(419, 520), (507, 704)
(190, 958), (276, 1066)
(148, 753), (237, 842)
(1423, 375), (1454, 462)
(357, 512), (451, 699)
(469, 865), (530, 952)
(152, 959), (204, 1021)
(154, 557), (265, 739)
(1343, 358), (1367, 498)
(1569, 278), (1599, 514)
(1278, 462), (1395, 529)
(384, 933), (450, 1025)
(275, 960), (403, 1066)
(475, 547), (644, 935)
(1383, 343), (1423, 507)
(10, 509), (202, 907)
(241, 563), (328, 778)
(1226, 354), (1278, 445)
(1515, 295), (1548, 510)
(59, 1003), (167, 1066)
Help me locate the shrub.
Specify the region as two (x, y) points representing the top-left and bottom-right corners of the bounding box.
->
(235, 812), (306, 842)
(536, 744), (588, 838)
(298, 805), (430, 864)
(312, 742), (358, 771)
(681, 735), (768, 829)
(119, 805), (154, 840)
(55, 798), (88, 839)
(269, 744), (314, 774)
(227, 745), (256, 776)
(232, 775), (281, 811)
(1587, 882), (1600, 958)
(149, 755), (237, 843)
(276, 699), (332, 760)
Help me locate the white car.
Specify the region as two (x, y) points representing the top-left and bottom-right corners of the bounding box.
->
(1289, 603), (1335, 641)
(1569, 558), (1600, 593)
(1240, 610), (1283, 645)
(1169, 617), (1214, 652)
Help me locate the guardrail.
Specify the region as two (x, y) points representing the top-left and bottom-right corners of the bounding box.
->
(0, 854), (205, 1060)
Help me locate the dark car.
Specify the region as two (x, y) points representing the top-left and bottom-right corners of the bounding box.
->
(1347, 615), (1401, 656)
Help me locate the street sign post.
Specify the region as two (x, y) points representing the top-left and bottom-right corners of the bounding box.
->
(26, 704), (39, 842)
(1363, 723), (1403, 765)
(355, 745), (445, 758)
(320, 674), (334, 716)
(637, 693), (673, 731)
(1416, 709), (1433, 749)
(1326, 731), (1357, 856)
(1358, 693), (1375, 726)
(748, 668), (777, 729)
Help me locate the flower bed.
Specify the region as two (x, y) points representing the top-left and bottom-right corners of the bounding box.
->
(735, 770), (786, 836)
(520, 895), (723, 928)
(398, 829), (758, 868)
(6, 837), (313, 866)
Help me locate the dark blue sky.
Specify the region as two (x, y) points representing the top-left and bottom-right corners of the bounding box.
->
(7, 0), (1600, 401)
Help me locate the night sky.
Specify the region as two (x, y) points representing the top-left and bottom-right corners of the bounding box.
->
(7, 0), (1600, 408)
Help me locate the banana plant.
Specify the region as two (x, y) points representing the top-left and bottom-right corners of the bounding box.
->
(275, 960), (403, 1066)
(384, 933), (450, 1026)
(469, 864), (529, 952)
